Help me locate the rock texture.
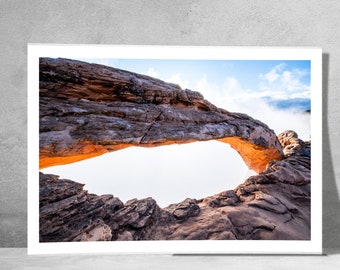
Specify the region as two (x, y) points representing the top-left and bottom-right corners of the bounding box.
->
(39, 130), (311, 241)
(38, 58), (310, 241)
(39, 58), (283, 173)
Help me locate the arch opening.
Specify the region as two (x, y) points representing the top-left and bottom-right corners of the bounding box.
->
(41, 140), (256, 208)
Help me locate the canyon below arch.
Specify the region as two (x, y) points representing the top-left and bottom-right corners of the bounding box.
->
(39, 58), (311, 241)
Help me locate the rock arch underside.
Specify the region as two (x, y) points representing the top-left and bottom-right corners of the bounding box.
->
(39, 58), (311, 241)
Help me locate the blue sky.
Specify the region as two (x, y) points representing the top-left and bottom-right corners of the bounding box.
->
(76, 58), (311, 102)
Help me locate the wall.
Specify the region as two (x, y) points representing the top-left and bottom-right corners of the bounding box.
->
(0, 0), (339, 253)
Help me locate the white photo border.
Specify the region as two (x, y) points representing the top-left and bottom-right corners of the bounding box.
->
(27, 44), (322, 255)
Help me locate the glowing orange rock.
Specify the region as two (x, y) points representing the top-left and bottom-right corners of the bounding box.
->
(39, 58), (283, 172)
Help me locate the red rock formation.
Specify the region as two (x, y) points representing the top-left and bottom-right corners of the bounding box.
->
(39, 58), (283, 173)
(38, 58), (310, 241)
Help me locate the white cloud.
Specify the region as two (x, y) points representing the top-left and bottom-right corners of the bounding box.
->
(194, 75), (244, 107)
(146, 67), (160, 79)
(223, 77), (243, 95)
(194, 74), (218, 100)
(290, 90), (310, 99)
(259, 63), (310, 100)
(260, 63), (286, 83)
(191, 75), (311, 140)
(145, 68), (190, 90)
(165, 73), (190, 89)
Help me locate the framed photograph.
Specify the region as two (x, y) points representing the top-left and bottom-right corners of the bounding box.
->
(27, 45), (322, 254)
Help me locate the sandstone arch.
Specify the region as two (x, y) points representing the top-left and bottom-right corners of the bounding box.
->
(38, 58), (311, 242)
(39, 58), (283, 173)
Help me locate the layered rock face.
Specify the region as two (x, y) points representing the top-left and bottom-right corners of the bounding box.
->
(39, 130), (310, 241)
(38, 58), (310, 241)
(39, 58), (283, 173)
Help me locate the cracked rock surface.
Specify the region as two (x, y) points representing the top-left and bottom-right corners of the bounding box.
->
(39, 130), (310, 241)
(39, 58), (283, 173)
(38, 58), (310, 241)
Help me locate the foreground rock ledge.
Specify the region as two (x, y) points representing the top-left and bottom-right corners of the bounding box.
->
(39, 131), (310, 241)
(39, 58), (283, 173)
